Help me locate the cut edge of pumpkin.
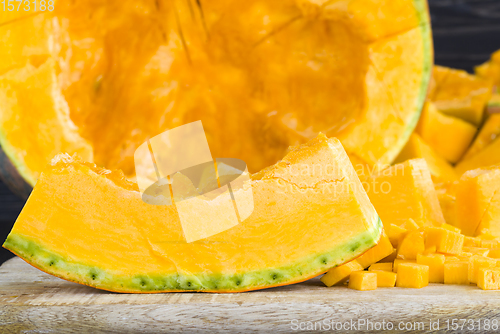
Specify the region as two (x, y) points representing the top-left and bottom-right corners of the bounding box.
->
(4, 216), (382, 293)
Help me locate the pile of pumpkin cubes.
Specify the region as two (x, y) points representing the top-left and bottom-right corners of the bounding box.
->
(321, 50), (500, 291)
(320, 159), (500, 291)
(322, 220), (500, 291)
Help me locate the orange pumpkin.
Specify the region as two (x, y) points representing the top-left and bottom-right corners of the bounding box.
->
(0, 0), (432, 198)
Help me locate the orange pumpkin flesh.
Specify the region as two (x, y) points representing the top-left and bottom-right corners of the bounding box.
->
(416, 102), (477, 164)
(430, 65), (493, 126)
(0, 0), (432, 197)
(462, 114), (500, 161)
(4, 135), (381, 292)
(395, 133), (458, 183)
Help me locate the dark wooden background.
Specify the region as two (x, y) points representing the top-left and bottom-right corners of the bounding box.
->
(2, 0), (500, 265)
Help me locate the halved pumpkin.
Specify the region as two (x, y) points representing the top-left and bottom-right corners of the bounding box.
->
(0, 0), (432, 198)
(3, 134), (381, 292)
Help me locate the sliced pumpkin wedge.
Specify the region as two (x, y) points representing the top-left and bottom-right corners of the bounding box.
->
(456, 166), (500, 237)
(395, 133), (458, 183)
(3, 134), (381, 293)
(0, 0), (432, 198)
(430, 65), (493, 126)
(365, 158), (445, 229)
(462, 114), (500, 161)
(416, 101), (477, 164)
(456, 137), (500, 176)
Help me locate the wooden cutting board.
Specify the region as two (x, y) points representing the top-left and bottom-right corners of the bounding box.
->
(1, 257), (500, 333)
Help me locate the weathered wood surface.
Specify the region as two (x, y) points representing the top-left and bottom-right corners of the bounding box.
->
(1, 257), (500, 333)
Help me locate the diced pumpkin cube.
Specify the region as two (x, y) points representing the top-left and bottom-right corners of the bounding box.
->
(397, 231), (425, 260)
(372, 271), (397, 288)
(321, 261), (363, 287)
(464, 236), (481, 247)
(396, 263), (429, 289)
(463, 247), (490, 257)
(417, 253), (445, 283)
(368, 263), (393, 272)
(356, 233), (394, 269)
(481, 239), (499, 249)
(446, 234), (466, 254)
(444, 261), (470, 285)
(387, 223), (407, 248)
(458, 252), (473, 260)
(366, 159), (445, 229)
(487, 249), (500, 259)
(393, 259), (416, 273)
(348, 271), (377, 291)
(468, 255), (498, 284)
(440, 223), (461, 234)
(425, 227), (464, 255)
(477, 267), (500, 290)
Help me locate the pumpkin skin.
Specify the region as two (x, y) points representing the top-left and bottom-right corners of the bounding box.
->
(3, 135), (382, 293)
(0, 0), (432, 198)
